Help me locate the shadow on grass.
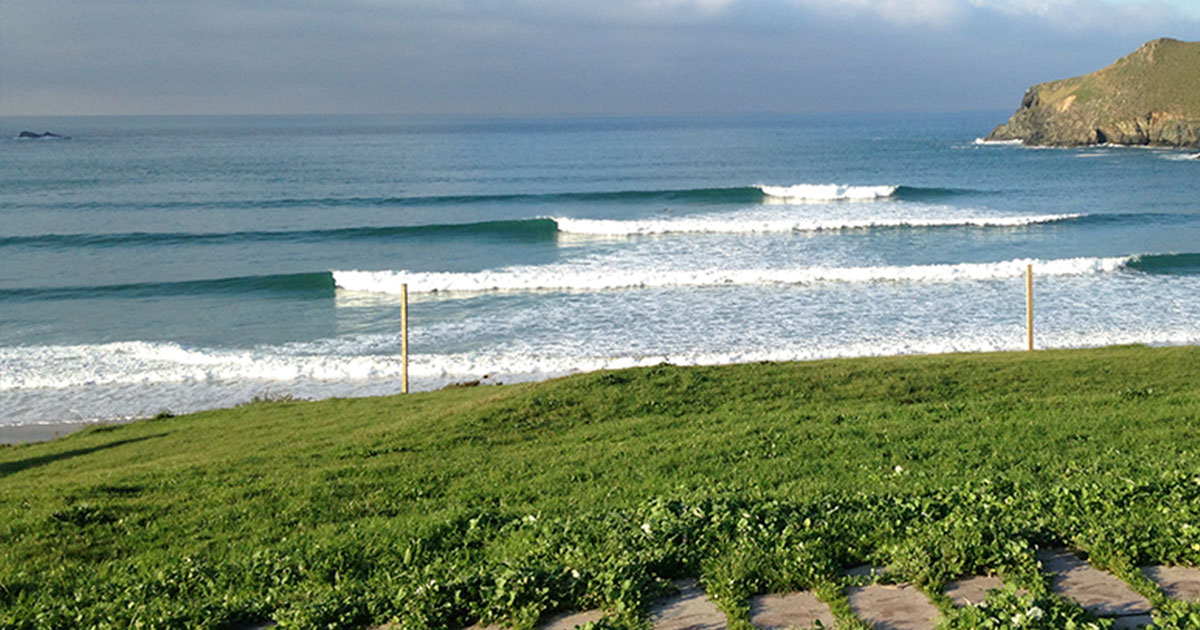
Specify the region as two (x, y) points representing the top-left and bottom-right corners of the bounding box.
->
(0, 434), (168, 478)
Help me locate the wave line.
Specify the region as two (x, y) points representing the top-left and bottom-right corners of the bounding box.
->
(334, 256), (1136, 297)
(0, 219), (559, 249)
(6, 183), (977, 213)
(553, 213), (1082, 236)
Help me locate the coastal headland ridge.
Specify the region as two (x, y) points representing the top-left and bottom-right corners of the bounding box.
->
(987, 37), (1200, 148)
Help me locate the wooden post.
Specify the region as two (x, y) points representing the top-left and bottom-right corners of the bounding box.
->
(401, 283), (409, 393)
(1025, 264), (1034, 351)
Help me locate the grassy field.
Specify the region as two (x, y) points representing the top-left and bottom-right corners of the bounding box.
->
(3, 345), (1200, 629)
(1046, 38), (1200, 120)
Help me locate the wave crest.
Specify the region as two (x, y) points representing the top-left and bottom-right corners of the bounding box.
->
(758, 184), (897, 201)
(553, 213), (1080, 236)
(333, 256), (1133, 297)
(973, 138), (1024, 146)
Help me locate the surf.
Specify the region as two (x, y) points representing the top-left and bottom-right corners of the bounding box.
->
(758, 184), (898, 201)
(552, 213), (1082, 236)
(4, 184), (975, 214)
(332, 255), (1136, 297)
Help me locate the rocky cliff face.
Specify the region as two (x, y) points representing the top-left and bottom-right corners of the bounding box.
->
(987, 38), (1200, 148)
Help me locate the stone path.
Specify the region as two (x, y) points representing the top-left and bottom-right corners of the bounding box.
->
(943, 576), (1006, 607)
(1142, 565), (1200, 602)
(462, 609), (606, 630)
(1038, 548), (1153, 628)
(847, 583), (942, 630)
(436, 552), (1200, 630)
(539, 610), (606, 630)
(749, 591), (836, 629)
(649, 579), (726, 629)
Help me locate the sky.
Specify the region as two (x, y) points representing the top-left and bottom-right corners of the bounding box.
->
(2, 0), (1199, 117)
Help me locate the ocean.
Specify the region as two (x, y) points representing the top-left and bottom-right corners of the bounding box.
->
(1, 113), (1198, 428)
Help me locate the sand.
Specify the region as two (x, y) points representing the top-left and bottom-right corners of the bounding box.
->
(0, 422), (104, 445)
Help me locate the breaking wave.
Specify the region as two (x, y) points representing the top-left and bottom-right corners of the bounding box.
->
(553, 213), (1081, 236)
(973, 138), (1024, 146)
(758, 184), (897, 201)
(333, 256), (1134, 296)
(7, 252), (1192, 304)
(5, 184), (973, 214)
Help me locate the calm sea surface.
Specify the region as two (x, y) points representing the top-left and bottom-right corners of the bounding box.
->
(1, 113), (1198, 426)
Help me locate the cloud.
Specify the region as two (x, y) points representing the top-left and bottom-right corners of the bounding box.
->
(797, 0), (965, 26)
(787, 0), (1184, 28)
(1, 0), (1198, 115)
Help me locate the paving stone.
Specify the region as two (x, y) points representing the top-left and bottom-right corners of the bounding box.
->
(541, 609), (605, 629)
(651, 579), (727, 630)
(1108, 614), (1154, 630)
(846, 583), (942, 630)
(1142, 565), (1200, 602)
(942, 575), (1029, 607)
(943, 576), (1004, 607)
(1037, 549), (1152, 617)
(749, 591), (836, 629)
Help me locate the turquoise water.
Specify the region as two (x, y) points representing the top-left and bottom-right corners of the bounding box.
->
(2, 113), (1198, 425)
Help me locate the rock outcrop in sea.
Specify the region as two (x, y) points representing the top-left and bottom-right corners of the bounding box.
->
(987, 38), (1200, 148)
(17, 131), (69, 139)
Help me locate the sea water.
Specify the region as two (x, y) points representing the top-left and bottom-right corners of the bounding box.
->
(1, 113), (1198, 426)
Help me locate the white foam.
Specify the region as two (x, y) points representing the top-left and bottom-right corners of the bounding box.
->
(7, 320), (1200, 426)
(7, 268), (1200, 427)
(758, 184), (897, 201)
(0, 341), (411, 391)
(333, 256), (1132, 296)
(973, 138), (1024, 146)
(552, 213), (1081, 236)
(1160, 152), (1200, 162)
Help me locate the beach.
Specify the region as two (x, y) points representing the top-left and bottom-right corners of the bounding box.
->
(0, 422), (105, 445)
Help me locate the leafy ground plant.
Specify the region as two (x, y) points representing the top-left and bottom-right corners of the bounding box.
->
(2, 345), (1199, 629)
(939, 585), (1113, 630)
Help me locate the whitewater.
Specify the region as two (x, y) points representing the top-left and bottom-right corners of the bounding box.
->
(332, 255), (1131, 296)
(2, 113), (1199, 427)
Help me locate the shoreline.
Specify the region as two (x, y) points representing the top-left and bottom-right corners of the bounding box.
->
(0, 421), (114, 446)
(3, 341), (1197, 446)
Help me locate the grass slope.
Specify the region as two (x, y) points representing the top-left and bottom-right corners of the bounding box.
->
(3, 346), (1200, 629)
(989, 38), (1200, 146)
(1044, 38), (1200, 123)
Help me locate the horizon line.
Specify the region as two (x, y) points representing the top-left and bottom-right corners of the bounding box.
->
(0, 108), (1013, 120)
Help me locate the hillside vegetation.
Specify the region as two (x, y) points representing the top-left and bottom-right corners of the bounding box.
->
(987, 38), (1200, 147)
(3, 346), (1200, 629)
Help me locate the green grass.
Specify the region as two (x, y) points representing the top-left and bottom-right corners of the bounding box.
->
(1049, 38), (1200, 124)
(4, 345), (1200, 629)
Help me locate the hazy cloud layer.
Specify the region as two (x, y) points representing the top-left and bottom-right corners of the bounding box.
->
(1, 0), (1198, 115)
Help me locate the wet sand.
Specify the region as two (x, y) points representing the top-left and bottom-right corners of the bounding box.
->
(0, 422), (102, 445)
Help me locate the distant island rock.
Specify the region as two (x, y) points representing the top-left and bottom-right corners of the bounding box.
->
(17, 130), (69, 139)
(987, 38), (1200, 148)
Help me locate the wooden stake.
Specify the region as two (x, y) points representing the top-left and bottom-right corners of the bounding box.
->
(1025, 264), (1034, 351)
(401, 283), (409, 393)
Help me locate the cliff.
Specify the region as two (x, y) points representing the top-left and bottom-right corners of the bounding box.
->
(986, 38), (1200, 148)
